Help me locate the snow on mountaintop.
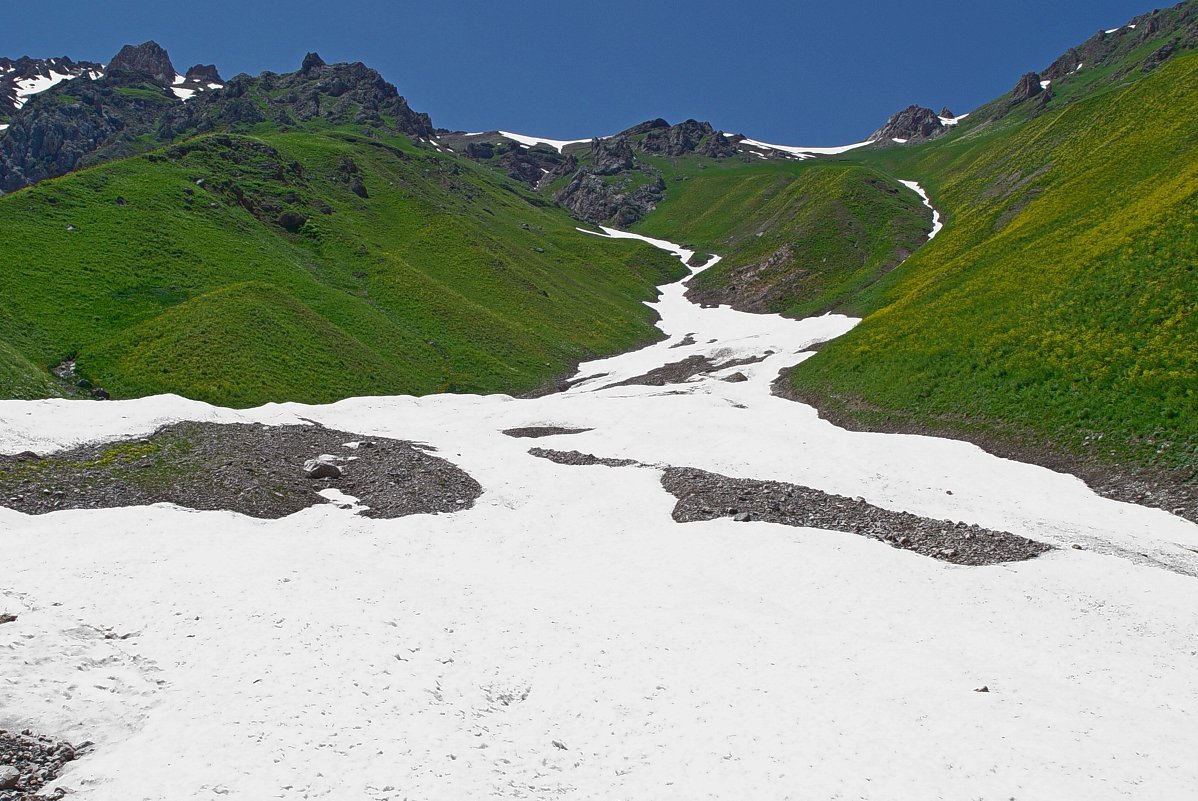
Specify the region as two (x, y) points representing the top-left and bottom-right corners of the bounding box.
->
(729, 134), (875, 160)
(3, 226), (1197, 800)
(498, 130), (595, 152)
(0, 57), (104, 112)
(938, 111), (970, 126)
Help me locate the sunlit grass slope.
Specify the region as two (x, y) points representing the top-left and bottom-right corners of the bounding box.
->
(791, 53), (1198, 474)
(632, 158), (931, 317)
(0, 129), (684, 406)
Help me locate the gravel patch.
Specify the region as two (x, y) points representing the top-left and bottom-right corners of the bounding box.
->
(527, 448), (639, 468)
(0, 422), (481, 520)
(602, 354), (769, 390)
(661, 466), (1051, 565)
(502, 427), (593, 439)
(0, 729), (84, 800)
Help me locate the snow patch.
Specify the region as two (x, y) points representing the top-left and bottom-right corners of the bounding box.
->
(498, 131), (595, 153)
(1, 222), (1197, 800)
(730, 134), (874, 158)
(892, 137), (908, 144)
(938, 112), (970, 126)
(899, 179), (943, 240)
(12, 70), (80, 108)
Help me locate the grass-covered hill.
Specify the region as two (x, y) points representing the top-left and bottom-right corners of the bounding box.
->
(787, 49), (1198, 483)
(0, 127), (682, 406)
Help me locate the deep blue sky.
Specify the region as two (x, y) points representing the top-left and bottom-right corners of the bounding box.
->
(3, 1), (1162, 144)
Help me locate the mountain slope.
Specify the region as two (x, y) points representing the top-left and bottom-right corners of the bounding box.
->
(0, 126), (683, 406)
(786, 49), (1198, 495)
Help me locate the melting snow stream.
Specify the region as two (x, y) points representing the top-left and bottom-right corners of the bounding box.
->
(2, 221), (1197, 800)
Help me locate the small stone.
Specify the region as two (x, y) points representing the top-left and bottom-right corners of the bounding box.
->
(0, 765), (19, 790)
(974, 685), (990, 693)
(1071, 543), (1084, 550)
(552, 740), (568, 750)
(303, 459), (341, 479)
(941, 548), (958, 558)
(732, 512), (751, 522)
(0, 613), (17, 624)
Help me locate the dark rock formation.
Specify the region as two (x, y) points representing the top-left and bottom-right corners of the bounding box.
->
(107, 41), (177, 86)
(555, 171), (666, 226)
(1142, 40), (1178, 71)
(185, 63), (223, 84)
(1011, 72), (1044, 102)
(939, 106), (955, 119)
(635, 118), (737, 158)
(589, 135), (635, 175)
(0, 46), (432, 192)
(870, 105), (946, 142)
(0, 56), (103, 115)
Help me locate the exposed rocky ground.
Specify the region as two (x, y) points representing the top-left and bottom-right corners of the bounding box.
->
(0, 44), (430, 192)
(0, 422), (480, 519)
(502, 426), (592, 438)
(527, 448), (639, 468)
(0, 729), (84, 800)
(601, 353), (769, 389)
(661, 467), (1052, 565)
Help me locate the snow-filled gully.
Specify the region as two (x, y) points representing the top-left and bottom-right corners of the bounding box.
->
(2, 220), (1197, 800)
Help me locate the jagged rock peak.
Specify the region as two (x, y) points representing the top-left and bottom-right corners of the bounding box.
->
(1012, 72), (1044, 102)
(939, 106), (955, 119)
(107, 41), (176, 86)
(618, 118), (670, 137)
(300, 52), (327, 77)
(185, 64), (223, 84)
(871, 105), (946, 142)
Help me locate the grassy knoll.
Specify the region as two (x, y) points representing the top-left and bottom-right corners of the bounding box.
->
(0, 128), (684, 406)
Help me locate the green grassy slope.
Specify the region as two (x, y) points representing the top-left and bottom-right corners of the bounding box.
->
(789, 52), (1198, 475)
(631, 158), (931, 317)
(0, 129), (684, 406)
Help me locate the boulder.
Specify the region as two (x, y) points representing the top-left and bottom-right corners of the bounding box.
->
(303, 459), (341, 479)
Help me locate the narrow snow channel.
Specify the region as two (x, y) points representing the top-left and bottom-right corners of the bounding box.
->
(1, 224), (1197, 800)
(899, 179), (944, 239)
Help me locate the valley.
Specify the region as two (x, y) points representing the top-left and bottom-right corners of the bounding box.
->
(2, 3), (1198, 799)
(3, 228), (1196, 799)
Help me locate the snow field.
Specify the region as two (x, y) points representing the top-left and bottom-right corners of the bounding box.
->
(2, 227), (1197, 799)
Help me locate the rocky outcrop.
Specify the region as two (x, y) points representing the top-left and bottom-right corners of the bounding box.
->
(1011, 72), (1044, 102)
(640, 119), (720, 156)
(160, 54), (433, 139)
(107, 41), (176, 86)
(871, 105), (946, 142)
(0, 45), (433, 192)
(939, 106), (955, 119)
(555, 171), (666, 226)
(589, 135), (635, 175)
(185, 63), (223, 84)
(0, 56), (103, 115)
